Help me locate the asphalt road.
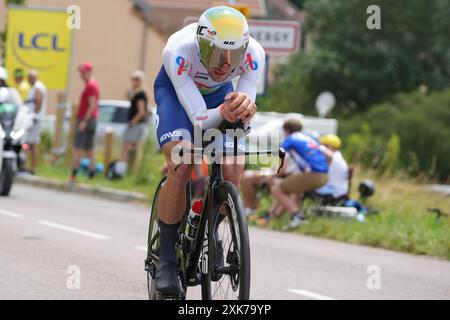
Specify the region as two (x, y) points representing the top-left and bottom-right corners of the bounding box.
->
(1, 184), (449, 300)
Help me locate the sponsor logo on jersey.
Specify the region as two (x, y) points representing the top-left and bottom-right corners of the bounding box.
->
(244, 53), (258, 71)
(196, 115), (209, 121)
(176, 56), (190, 76)
(160, 130), (183, 143)
(225, 141), (246, 152)
(307, 140), (320, 150)
(194, 71), (210, 80)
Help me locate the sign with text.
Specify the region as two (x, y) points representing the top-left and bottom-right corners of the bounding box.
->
(5, 6), (73, 90)
(249, 20), (300, 54)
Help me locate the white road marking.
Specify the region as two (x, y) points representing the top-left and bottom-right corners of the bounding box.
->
(135, 246), (147, 252)
(287, 289), (336, 300)
(0, 209), (25, 219)
(37, 220), (111, 240)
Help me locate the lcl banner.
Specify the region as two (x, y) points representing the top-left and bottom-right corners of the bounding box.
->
(5, 6), (72, 90)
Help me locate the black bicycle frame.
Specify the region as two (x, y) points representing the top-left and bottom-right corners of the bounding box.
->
(183, 147), (285, 285)
(184, 162), (223, 284)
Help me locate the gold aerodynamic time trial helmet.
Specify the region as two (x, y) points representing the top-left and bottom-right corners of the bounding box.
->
(196, 6), (250, 70)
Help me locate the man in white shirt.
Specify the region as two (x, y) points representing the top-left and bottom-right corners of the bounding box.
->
(317, 134), (350, 199)
(26, 69), (47, 174)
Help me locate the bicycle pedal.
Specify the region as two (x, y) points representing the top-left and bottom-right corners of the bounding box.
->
(187, 275), (202, 286)
(145, 259), (156, 278)
(156, 289), (185, 300)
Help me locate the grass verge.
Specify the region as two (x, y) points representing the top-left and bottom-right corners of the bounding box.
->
(251, 169), (450, 260)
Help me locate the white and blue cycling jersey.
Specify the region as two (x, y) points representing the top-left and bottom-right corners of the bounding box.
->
(282, 132), (329, 173)
(154, 23), (265, 147)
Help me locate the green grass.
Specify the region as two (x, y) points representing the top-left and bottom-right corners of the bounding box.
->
(36, 150), (166, 200)
(250, 169), (450, 260)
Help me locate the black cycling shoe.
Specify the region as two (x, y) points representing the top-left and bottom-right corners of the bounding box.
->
(211, 237), (224, 282)
(155, 261), (182, 296)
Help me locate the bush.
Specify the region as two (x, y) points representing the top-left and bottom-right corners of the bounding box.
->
(39, 129), (53, 155)
(340, 89), (450, 181)
(260, 0), (450, 114)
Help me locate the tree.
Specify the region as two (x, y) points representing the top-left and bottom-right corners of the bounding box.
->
(262, 0), (450, 115)
(340, 89), (450, 181)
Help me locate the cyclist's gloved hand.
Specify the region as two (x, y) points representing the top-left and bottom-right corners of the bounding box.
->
(219, 101), (238, 123)
(224, 92), (257, 123)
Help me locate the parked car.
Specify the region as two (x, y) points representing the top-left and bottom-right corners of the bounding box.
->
(41, 99), (157, 151)
(246, 112), (338, 149)
(96, 99), (155, 146)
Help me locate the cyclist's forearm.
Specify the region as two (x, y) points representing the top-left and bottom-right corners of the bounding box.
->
(196, 108), (222, 129)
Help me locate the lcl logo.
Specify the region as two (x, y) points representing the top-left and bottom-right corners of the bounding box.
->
(17, 32), (66, 52)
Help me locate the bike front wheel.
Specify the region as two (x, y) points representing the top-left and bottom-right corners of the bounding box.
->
(201, 181), (251, 300)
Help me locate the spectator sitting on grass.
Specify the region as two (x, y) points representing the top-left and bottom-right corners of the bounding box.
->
(241, 155), (300, 218)
(270, 118), (329, 229)
(315, 134), (350, 201)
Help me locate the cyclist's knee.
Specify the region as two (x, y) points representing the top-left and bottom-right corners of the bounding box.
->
(223, 163), (245, 187)
(162, 141), (193, 188)
(167, 164), (192, 189)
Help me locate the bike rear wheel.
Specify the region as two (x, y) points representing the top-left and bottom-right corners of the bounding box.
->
(146, 177), (192, 300)
(201, 181), (251, 300)
(146, 177), (165, 300)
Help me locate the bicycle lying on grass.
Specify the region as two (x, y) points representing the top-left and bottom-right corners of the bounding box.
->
(145, 121), (285, 300)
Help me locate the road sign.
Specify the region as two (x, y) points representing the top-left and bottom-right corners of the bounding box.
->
(248, 20), (300, 54)
(183, 17), (301, 54)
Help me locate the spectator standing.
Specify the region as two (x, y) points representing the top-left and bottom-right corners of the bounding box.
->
(26, 70), (47, 174)
(116, 70), (148, 176)
(13, 69), (31, 102)
(70, 62), (100, 182)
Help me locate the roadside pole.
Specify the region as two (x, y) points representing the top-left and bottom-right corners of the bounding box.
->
(64, 103), (77, 167)
(53, 92), (66, 151)
(133, 142), (143, 175)
(104, 127), (114, 172)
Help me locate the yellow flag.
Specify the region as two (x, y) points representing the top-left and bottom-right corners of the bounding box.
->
(5, 7), (72, 91)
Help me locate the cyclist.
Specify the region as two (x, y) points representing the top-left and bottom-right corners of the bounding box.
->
(153, 6), (265, 295)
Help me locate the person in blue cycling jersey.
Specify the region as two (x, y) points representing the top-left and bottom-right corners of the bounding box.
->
(154, 6), (265, 295)
(271, 119), (329, 229)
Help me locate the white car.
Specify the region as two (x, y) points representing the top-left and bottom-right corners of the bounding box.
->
(247, 112), (338, 149)
(42, 99), (156, 150)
